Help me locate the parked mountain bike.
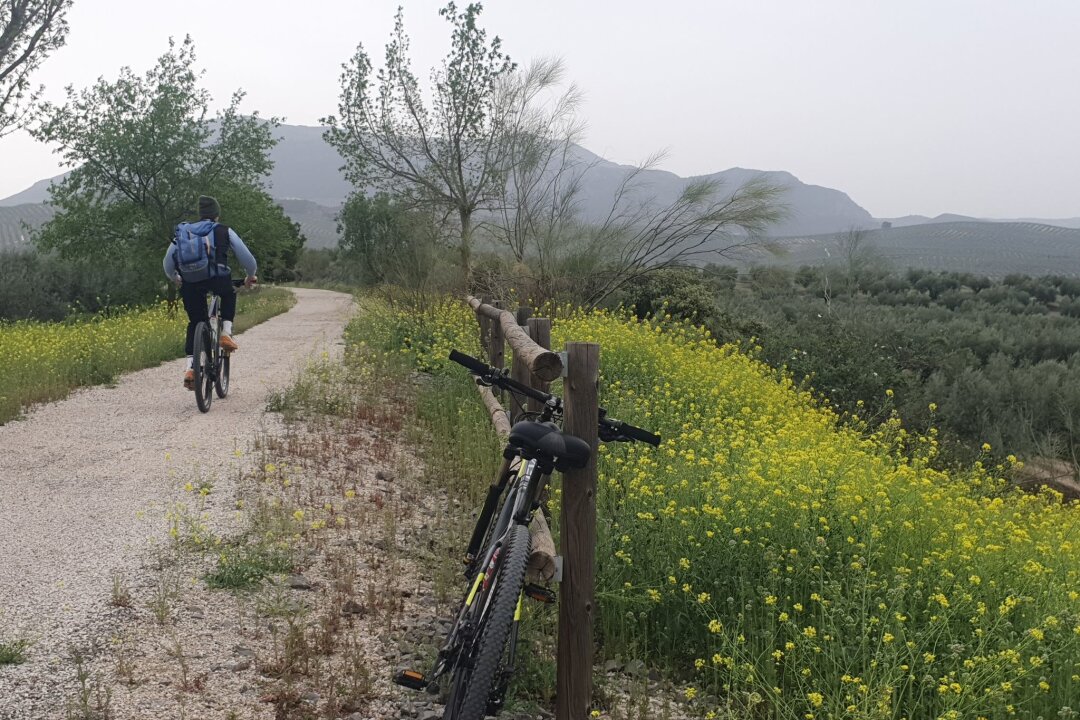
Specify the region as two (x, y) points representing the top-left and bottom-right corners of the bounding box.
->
(394, 349), (660, 720)
(192, 278), (246, 413)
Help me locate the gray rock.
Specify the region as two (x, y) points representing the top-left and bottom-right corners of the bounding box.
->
(626, 658), (647, 677)
(287, 574), (312, 590)
(341, 599), (365, 615)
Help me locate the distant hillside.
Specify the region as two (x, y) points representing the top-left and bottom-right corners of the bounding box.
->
(878, 213), (1080, 230)
(556, 145), (875, 236)
(277, 199), (339, 249)
(0, 124), (882, 243)
(4, 123), (1077, 259)
(753, 222), (1080, 278)
(0, 204), (56, 252)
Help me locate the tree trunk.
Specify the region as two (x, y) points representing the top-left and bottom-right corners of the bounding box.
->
(459, 209), (473, 290)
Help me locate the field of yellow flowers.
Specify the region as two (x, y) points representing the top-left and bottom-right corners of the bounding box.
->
(352, 298), (1079, 720)
(0, 288), (294, 424)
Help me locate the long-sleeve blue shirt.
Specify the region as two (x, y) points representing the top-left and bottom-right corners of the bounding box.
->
(163, 224), (257, 282)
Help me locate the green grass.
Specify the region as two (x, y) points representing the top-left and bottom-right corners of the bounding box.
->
(204, 542), (295, 590)
(0, 639), (29, 665)
(0, 286), (296, 424)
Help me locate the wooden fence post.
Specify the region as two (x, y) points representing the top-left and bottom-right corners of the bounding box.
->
(488, 300), (505, 371)
(526, 318), (552, 416)
(477, 294), (492, 350)
(557, 342), (600, 720)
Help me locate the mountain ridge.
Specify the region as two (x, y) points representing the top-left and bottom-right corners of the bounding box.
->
(2, 123), (1078, 251)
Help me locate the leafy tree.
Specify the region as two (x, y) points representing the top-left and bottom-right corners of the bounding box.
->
(32, 36), (280, 280)
(324, 2), (515, 286)
(212, 183), (305, 282)
(748, 265), (793, 298)
(338, 191), (444, 292)
(0, 0), (72, 135)
(617, 267), (717, 321)
(704, 263), (740, 291)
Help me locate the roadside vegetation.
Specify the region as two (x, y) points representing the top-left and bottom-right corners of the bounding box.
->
(615, 265), (1080, 473)
(0, 287), (294, 423)
(350, 295), (1080, 720)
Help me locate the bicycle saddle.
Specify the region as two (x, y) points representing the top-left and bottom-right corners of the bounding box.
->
(508, 421), (591, 472)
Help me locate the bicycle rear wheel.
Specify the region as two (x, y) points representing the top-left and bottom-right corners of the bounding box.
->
(215, 352), (230, 398)
(442, 523), (530, 720)
(193, 322), (213, 412)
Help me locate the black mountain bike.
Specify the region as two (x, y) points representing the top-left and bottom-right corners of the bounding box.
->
(192, 278), (245, 413)
(394, 349), (661, 720)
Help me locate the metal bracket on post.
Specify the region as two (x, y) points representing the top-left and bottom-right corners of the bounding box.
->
(554, 555), (564, 583)
(558, 351), (568, 377)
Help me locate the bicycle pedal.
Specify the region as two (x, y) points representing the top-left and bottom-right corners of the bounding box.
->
(392, 669), (429, 691)
(524, 583), (557, 604)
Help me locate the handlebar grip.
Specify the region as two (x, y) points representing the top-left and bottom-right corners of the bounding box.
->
(449, 350), (490, 375)
(619, 422), (662, 447)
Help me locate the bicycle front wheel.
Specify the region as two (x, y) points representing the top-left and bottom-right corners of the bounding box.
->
(443, 523), (530, 720)
(193, 322), (213, 413)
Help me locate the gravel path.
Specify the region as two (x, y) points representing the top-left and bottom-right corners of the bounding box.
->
(0, 288), (353, 719)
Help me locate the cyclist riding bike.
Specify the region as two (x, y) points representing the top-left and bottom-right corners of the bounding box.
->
(162, 195), (258, 390)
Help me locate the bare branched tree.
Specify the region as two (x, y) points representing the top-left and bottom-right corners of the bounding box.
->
(581, 172), (786, 305)
(484, 59), (785, 305)
(0, 0), (73, 136)
(323, 3), (517, 287)
(834, 226), (885, 295)
(485, 57), (587, 263)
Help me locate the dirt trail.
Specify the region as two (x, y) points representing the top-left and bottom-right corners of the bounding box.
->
(0, 288), (353, 718)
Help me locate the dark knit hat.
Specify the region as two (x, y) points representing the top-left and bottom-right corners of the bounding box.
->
(198, 195), (221, 219)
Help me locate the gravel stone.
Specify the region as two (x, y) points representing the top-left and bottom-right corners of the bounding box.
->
(0, 289), (353, 719)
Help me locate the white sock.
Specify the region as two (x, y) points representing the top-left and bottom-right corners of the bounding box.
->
(223, 320), (233, 335)
(185, 356), (194, 370)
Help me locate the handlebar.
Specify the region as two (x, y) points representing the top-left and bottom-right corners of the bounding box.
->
(448, 349), (552, 405)
(599, 415), (662, 447)
(449, 349), (661, 447)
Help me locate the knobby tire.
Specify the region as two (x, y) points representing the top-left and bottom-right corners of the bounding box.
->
(443, 523), (530, 720)
(193, 322), (213, 413)
(215, 352), (230, 398)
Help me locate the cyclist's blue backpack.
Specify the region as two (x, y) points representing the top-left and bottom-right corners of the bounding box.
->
(173, 221), (217, 282)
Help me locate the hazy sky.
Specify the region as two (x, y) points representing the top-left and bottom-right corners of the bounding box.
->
(1, 0), (1078, 218)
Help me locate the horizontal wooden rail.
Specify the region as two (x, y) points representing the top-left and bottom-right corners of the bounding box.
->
(476, 381), (512, 438)
(467, 295), (563, 381)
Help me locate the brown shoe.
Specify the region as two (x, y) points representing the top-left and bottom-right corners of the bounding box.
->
(183, 369), (195, 390)
(221, 335), (239, 353)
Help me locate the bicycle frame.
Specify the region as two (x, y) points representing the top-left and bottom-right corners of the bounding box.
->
(431, 451), (551, 689)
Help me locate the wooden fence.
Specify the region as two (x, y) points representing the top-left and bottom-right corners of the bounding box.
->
(465, 295), (599, 720)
